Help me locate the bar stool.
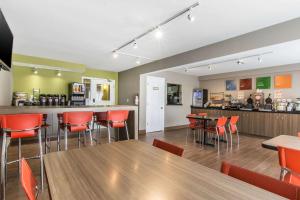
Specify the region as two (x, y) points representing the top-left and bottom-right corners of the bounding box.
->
(107, 110), (129, 143)
(94, 112), (108, 144)
(62, 111), (93, 150)
(228, 116), (240, 148)
(205, 117), (228, 154)
(0, 114), (44, 199)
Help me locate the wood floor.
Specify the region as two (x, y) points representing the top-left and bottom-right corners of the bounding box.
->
(1, 128), (280, 200)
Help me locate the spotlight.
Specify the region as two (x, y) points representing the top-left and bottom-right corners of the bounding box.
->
(154, 27), (163, 39)
(57, 71), (62, 77)
(208, 65), (212, 70)
(133, 41), (138, 49)
(237, 60), (244, 65)
(258, 56), (262, 63)
(136, 59), (141, 65)
(112, 51), (119, 58)
(184, 68), (189, 73)
(33, 68), (38, 74)
(187, 9), (195, 22)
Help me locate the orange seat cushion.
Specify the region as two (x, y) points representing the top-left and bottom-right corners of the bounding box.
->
(69, 125), (88, 132)
(10, 130), (37, 139)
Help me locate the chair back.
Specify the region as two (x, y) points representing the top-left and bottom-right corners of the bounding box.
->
(298, 132), (300, 137)
(216, 117), (227, 135)
(0, 114), (43, 138)
(221, 161), (300, 200)
(278, 146), (300, 174)
(107, 110), (129, 122)
(229, 116), (239, 133)
(21, 158), (38, 200)
(153, 139), (184, 157)
(63, 112), (93, 125)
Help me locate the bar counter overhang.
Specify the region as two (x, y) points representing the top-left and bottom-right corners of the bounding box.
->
(0, 105), (139, 140)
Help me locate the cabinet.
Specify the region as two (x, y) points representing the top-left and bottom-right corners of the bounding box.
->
(190, 107), (300, 138)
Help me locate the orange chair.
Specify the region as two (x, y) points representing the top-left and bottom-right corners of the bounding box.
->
(94, 112), (108, 143)
(107, 110), (130, 143)
(228, 116), (240, 148)
(0, 114), (43, 199)
(298, 132), (300, 137)
(221, 161), (300, 200)
(205, 117), (228, 153)
(21, 158), (39, 200)
(62, 111), (93, 150)
(278, 146), (300, 187)
(153, 139), (184, 157)
(186, 114), (201, 143)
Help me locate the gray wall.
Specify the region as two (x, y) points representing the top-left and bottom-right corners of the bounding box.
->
(118, 17), (300, 105)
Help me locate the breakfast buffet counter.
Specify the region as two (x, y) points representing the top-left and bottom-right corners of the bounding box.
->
(191, 107), (300, 137)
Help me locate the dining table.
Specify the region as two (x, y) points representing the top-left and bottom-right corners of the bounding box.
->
(262, 135), (300, 151)
(186, 115), (228, 146)
(44, 140), (284, 200)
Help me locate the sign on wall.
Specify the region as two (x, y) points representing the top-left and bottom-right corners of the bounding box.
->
(256, 76), (271, 89)
(239, 78), (252, 90)
(225, 80), (236, 91)
(274, 74), (292, 89)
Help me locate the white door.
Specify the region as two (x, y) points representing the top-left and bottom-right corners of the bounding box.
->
(146, 76), (165, 133)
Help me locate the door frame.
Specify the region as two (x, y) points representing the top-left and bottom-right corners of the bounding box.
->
(146, 76), (165, 133)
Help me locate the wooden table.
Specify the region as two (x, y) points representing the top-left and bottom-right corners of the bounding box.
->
(186, 115), (227, 146)
(262, 135), (300, 151)
(44, 140), (284, 200)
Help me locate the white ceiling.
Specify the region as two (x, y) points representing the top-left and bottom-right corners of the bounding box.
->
(166, 39), (300, 76)
(2, 0), (300, 72)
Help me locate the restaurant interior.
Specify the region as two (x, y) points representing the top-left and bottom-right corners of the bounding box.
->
(1, 1), (300, 199)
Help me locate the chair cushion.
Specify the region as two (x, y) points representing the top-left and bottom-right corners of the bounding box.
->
(69, 125), (88, 132)
(110, 121), (125, 128)
(10, 130), (37, 139)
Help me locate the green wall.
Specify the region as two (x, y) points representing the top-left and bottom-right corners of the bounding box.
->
(12, 54), (118, 102)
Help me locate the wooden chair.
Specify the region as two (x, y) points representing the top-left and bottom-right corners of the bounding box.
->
(221, 161), (300, 200)
(153, 139), (184, 157)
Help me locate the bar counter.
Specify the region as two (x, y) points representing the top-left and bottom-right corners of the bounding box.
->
(0, 105), (139, 139)
(191, 106), (300, 138)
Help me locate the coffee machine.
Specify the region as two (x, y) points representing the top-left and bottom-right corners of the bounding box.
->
(254, 92), (264, 109)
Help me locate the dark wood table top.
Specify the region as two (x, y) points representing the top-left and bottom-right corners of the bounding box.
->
(44, 140), (284, 200)
(186, 115), (228, 121)
(262, 135), (300, 151)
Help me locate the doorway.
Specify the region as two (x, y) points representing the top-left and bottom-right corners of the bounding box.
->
(82, 77), (115, 105)
(146, 76), (165, 133)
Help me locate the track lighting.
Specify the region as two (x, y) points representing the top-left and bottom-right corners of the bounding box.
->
(237, 60), (244, 65)
(258, 56), (262, 63)
(154, 27), (163, 39)
(33, 68), (38, 74)
(112, 51), (119, 59)
(57, 71), (62, 77)
(133, 41), (138, 49)
(187, 9), (195, 22)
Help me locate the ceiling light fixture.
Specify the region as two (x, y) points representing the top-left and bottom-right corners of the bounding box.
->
(258, 56), (262, 63)
(133, 41), (138, 49)
(208, 65), (212, 70)
(33, 68), (38, 74)
(237, 59), (244, 65)
(187, 9), (195, 22)
(184, 68), (189, 73)
(112, 2), (200, 59)
(57, 71), (62, 77)
(112, 51), (119, 58)
(136, 59), (141, 65)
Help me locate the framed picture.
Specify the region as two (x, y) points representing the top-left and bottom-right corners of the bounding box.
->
(274, 74), (292, 89)
(256, 77), (271, 89)
(225, 80), (237, 91)
(239, 78), (252, 90)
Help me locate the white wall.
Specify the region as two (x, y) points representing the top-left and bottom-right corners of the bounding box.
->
(140, 71), (199, 131)
(0, 69), (13, 105)
(199, 63), (300, 101)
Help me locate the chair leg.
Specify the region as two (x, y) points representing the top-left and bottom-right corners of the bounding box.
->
(280, 168), (286, 180)
(125, 121), (129, 140)
(1, 133), (7, 200)
(98, 125), (101, 144)
(18, 138), (22, 177)
(78, 132), (81, 148)
(57, 126), (61, 151)
(38, 129), (44, 190)
(64, 127), (68, 151)
(225, 133), (229, 151)
(108, 126), (111, 143)
(89, 129), (93, 146)
(217, 134), (220, 154)
(237, 130), (240, 148)
(185, 128), (189, 144)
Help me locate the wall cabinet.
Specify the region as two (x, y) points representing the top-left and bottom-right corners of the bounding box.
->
(191, 108), (300, 138)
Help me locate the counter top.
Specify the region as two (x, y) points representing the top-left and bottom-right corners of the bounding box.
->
(0, 105), (138, 109)
(191, 105), (300, 115)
